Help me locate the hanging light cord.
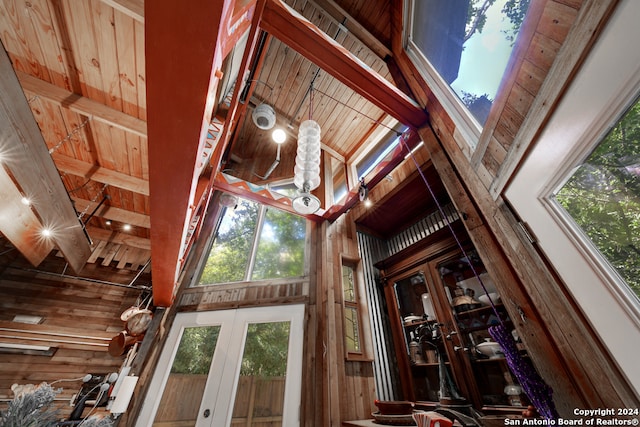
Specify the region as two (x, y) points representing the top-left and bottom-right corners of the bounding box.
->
(400, 129), (559, 420)
(312, 86), (401, 135)
(245, 79), (274, 99)
(309, 83), (315, 120)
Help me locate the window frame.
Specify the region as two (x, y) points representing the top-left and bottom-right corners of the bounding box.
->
(340, 256), (373, 361)
(194, 194), (308, 287)
(504, 0), (640, 392)
(403, 0), (485, 154)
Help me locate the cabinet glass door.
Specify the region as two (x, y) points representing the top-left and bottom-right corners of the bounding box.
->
(436, 251), (527, 410)
(137, 305), (304, 427)
(393, 272), (445, 402)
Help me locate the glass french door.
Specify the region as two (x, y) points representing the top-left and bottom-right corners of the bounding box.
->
(136, 304), (305, 427)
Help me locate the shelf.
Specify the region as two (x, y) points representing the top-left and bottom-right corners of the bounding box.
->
(403, 318), (438, 328)
(459, 323), (501, 333)
(481, 405), (528, 414)
(471, 357), (507, 363)
(412, 362), (443, 367)
(454, 303), (506, 317)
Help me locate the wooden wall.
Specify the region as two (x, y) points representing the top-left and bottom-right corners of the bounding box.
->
(308, 216), (377, 426)
(393, 0), (638, 412)
(0, 238), (146, 419)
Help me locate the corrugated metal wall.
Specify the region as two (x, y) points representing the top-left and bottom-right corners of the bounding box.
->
(357, 203), (459, 400)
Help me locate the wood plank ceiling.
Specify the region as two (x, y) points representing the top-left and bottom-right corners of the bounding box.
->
(0, 0), (431, 306)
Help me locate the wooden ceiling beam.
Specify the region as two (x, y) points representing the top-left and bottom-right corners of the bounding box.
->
(145, 0), (243, 306)
(86, 226), (150, 251)
(261, 0), (427, 129)
(308, 0), (392, 59)
(53, 154), (149, 196)
(17, 71), (147, 138)
(0, 47), (91, 273)
(72, 197), (150, 229)
(100, 0), (144, 22)
(209, 1), (265, 174)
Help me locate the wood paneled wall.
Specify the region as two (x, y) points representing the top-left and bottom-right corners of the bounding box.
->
(393, 0), (638, 412)
(177, 278), (309, 311)
(0, 245), (146, 419)
(306, 216), (378, 426)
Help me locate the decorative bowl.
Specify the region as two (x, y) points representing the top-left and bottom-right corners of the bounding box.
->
(374, 400), (414, 415)
(475, 340), (503, 359)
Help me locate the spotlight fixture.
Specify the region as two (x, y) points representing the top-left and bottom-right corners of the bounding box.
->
(20, 197), (31, 206)
(256, 127), (287, 180)
(358, 179), (369, 202)
(41, 228), (52, 237)
(122, 224), (132, 232)
(272, 128), (286, 144)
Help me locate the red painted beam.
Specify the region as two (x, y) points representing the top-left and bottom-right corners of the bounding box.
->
(146, 0), (237, 306)
(261, 0), (428, 129)
(213, 173), (324, 222)
(324, 129), (422, 221)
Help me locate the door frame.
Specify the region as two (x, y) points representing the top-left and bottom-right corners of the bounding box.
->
(135, 304), (305, 426)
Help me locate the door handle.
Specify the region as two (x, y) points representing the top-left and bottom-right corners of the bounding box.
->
(203, 409), (211, 418)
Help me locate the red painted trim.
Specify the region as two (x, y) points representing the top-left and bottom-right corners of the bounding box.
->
(146, 0), (235, 306)
(213, 173), (324, 222)
(324, 130), (422, 221)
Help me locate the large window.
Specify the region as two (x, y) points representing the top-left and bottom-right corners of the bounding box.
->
(505, 0), (640, 392)
(554, 97), (640, 298)
(405, 0), (531, 138)
(198, 196), (307, 285)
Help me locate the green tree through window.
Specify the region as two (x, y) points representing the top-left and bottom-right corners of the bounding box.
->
(252, 207), (306, 280)
(199, 199), (259, 284)
(555, 97), (640, 299)
(199, 196), (306, 285)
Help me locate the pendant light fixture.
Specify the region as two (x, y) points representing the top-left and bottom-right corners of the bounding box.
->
(293, 85), (321, 214)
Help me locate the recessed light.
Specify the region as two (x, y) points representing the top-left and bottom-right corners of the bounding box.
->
(21, 197), (31, 206)
(41, 228), (52, 237)
(13, 314), (44, 324)
(123, 224), (132, 231)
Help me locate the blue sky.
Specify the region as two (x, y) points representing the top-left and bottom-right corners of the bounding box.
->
(451, 0), (513, 99)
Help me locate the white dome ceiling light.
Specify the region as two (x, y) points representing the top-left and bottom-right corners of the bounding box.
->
(252, 103), (276, 130)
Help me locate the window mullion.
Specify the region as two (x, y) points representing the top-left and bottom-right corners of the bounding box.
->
(246, 204), (267, 281)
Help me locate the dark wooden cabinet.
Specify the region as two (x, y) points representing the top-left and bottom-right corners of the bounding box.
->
(378, 229), (528, 413)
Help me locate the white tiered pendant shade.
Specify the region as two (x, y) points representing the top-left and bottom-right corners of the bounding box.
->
(293, 119), (321, 214)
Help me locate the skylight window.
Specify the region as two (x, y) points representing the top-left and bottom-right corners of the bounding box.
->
(356, 127), (406, 180)
(406, 0), (531, 126)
